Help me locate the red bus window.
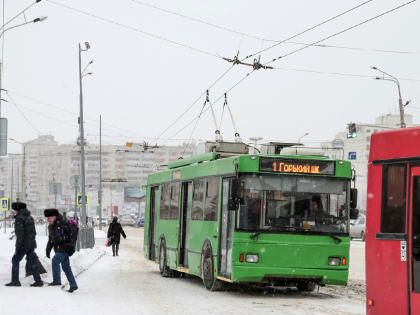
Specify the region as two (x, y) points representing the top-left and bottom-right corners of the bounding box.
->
(380, 164), (406, 234)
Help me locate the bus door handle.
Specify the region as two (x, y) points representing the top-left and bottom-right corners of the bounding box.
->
(213, 235), (218, 238)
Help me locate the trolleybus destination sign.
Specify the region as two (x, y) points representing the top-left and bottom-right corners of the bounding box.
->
(259, 157), (335, 175)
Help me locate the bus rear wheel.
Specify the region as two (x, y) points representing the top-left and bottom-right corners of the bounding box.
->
(201, 245), (222, 291)
(297, 281), (316, 292)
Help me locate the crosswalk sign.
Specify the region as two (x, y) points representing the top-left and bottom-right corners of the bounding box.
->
(1, 198), (9, 211)
(76, 194), (88, 206)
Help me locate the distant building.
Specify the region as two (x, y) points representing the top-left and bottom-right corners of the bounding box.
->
(322, 114), (416, 211)
(0, 135), (196, 216)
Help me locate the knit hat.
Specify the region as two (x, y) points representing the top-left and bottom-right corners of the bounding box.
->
(44, 208), (60, 217)
(11, 202), (27, 211)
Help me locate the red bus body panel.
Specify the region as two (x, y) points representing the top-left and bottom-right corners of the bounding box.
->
(366, 127), (420, 315)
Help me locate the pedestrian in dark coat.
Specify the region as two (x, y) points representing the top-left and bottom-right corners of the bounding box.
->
(5, 202), (43, 287)
(44, 209), (78, 293)
(107, 217), (126, 256)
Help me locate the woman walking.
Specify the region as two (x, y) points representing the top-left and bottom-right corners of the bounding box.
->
(107, 217), (127, 256)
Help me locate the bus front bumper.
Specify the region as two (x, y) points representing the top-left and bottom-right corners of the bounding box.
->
(231, 266), (348, 286)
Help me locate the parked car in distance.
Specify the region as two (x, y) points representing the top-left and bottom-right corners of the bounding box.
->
(137, 218), (144, 227)
(120, 217), (136, 226)
(350, 215), (366, 241)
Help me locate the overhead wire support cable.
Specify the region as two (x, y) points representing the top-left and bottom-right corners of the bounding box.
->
(6, 91), (41, 135)
(263, 0), (417, 66)
(46, 0), (222, 60)
(241, 0), (376, 62)
(129, 0), (419, 56)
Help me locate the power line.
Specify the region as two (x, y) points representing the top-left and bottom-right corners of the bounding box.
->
(155, 65), (235, 142)
(46, 0), (222, 60)
(272, 66), (420, 82)
(129, 0), (419, 56)
(6, 89), (150, 140)
(264, 0), (417, 66)
(242, 0), (376, 61)
(6, 92), (42, 135)
(164, 2), (418, 142)
(159, 1), (375, 141)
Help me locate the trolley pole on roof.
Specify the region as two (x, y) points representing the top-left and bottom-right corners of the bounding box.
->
(371, 66), (411, 128)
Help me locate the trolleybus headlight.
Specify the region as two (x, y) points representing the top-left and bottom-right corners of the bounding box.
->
(328, 257), (341, 266)
(246, 254), (259, 263)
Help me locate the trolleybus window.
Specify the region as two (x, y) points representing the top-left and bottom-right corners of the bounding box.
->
(237, 174), (349, 234)
(204, 177), (219, 221)
(192, 179), (205, 220)
(381, 164), (406, 234)
(160, 183), (170, 220)
(170, 183), (180, 220)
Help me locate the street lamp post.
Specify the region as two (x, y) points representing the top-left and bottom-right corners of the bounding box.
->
(78, 42), (93, 248)
(371, 66), (410, 128)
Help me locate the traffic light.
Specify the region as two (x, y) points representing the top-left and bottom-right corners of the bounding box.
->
(347, 123), (357, 138)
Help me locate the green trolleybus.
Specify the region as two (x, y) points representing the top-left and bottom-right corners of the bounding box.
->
(144, 145), (356, 291)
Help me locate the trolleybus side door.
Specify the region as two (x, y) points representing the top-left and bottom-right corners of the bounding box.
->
(179, 181), (192, 267)
(219, 178), (234, 279)
(409, 167), (420, 314)
(148, 186), (159, 261)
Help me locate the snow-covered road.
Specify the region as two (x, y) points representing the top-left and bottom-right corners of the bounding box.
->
(0, 227), (366, 315)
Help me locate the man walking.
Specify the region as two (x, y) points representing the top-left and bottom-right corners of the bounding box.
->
(44, 209), (78, 293)
(107, 217), (126, 256)
(5, 202), (43, 287)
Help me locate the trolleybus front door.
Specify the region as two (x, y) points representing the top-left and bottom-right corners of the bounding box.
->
(149, 187), (158, 261)
(179, 182), (192, 267)
(219, 178), (234, 279)
(409, 167), (420, 314)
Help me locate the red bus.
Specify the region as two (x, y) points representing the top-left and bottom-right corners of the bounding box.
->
(366, 127), (420, 315)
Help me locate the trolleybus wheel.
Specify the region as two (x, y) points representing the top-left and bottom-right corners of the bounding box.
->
(297, 281), (316, 292)
(201, 245), (222, 291)
(159, 240), (172, 277)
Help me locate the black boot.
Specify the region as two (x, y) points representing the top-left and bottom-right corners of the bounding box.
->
(116, 244), (119, 256)
(67, 286), (78, 293)
(30, 281), (44, 287)
(5, 280), (21, 287)
(48, 282), (61, 286)
(112, 244), (116, 256)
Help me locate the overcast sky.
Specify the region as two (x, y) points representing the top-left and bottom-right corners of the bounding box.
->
(1, 0), (419, 154)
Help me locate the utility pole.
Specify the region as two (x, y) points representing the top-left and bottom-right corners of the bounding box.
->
(21, 143), (25, 202)
(99, 115), (102, 230)
(78, 42), (91, 247)
(16, 162), (19, 200)
(371, 66), (410, 129)
(10, 158), (13, 203)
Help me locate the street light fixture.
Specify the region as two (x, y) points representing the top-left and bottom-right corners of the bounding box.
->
(0, 0), (44, 33)
(371, 66), (408, 128)
(0, 16), (48, 39)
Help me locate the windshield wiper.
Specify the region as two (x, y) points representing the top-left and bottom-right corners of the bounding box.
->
(250, 227), (273, 240)
(326, 233), (342, 243)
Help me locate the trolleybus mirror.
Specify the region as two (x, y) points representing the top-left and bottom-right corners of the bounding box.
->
(350, 188), (358, 209)
(350, 208), (359, 220)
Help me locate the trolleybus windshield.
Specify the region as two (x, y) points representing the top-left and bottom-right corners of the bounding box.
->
(237, 174), (349, 235)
